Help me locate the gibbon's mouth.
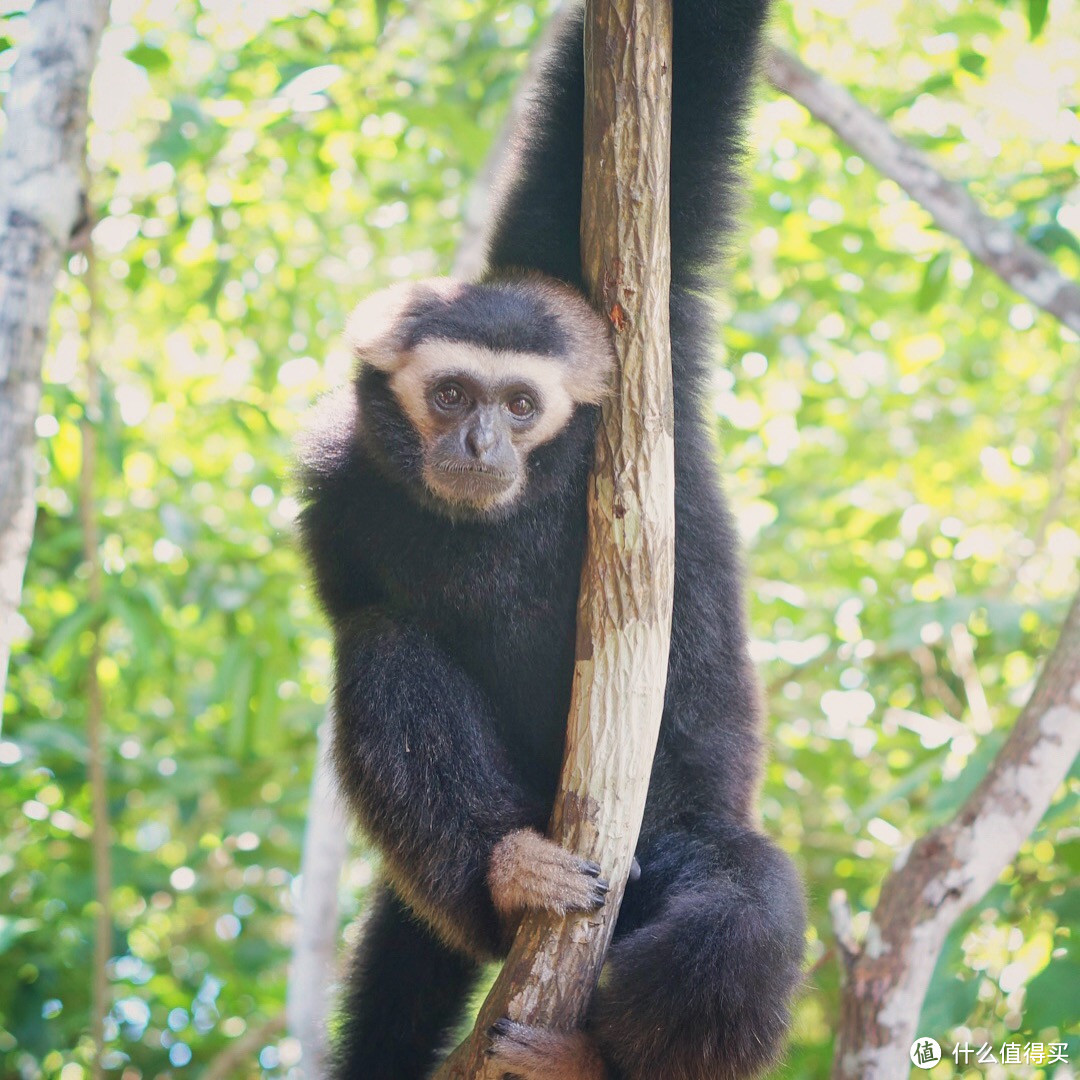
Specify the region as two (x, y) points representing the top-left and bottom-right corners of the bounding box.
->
(435, 462), (515, 483)
(425, 459), (522, 512)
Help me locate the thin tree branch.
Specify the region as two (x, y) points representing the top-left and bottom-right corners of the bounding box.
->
(0, 0), (110, 732)
(947, 623), (992, 736)
(766, 46), (1080, 338)
(76, 238), (113, 1080)
(776, 58), (1080, 1069)
(201, 1013), (286, 1080)
(436, 0), (675, 1074)
(828, 888), (858, 967)
(832, 589), (1080, 1080)
(1031, 359), (1080, 554)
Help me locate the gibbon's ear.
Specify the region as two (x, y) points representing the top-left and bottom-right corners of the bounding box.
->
(523, 275), (616, 405)
(344, 278), (464, 372)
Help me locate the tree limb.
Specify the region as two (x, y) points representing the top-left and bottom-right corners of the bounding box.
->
(0, 0), (110, 731)
(766, 46), (1080, 338)
(436, 0), (675, 1074)
(832, 589), (1080, 1080)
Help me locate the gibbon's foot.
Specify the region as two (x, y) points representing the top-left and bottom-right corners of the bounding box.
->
(487, 1019), (608, 1080)
(488, 829), (609, 919)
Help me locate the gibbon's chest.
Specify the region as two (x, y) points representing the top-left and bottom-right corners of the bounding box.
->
(364, 492), (585, 627)
(363, 497), (584, 783)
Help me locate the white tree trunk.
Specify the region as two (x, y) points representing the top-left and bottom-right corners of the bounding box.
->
(0, 0), (110, 728)
(287, 719), (349, 1078)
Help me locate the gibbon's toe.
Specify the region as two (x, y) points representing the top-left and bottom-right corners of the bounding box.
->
(486, 1019), (608, 1080)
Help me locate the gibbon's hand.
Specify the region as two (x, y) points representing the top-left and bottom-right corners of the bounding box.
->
(487, 828), (609, 919)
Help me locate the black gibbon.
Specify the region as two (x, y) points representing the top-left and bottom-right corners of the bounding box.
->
(296, 2), (806, 1078)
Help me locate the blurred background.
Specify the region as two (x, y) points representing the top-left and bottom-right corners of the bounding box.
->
(0, 0), (1078, 1077)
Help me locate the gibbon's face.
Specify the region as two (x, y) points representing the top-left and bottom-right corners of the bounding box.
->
(345, 277), (615, 516)
(392, 339), (576, 511)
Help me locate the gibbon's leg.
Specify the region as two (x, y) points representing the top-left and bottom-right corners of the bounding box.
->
(487, 821), (805, 1080)
(591, 822), (806, 1080)
(333, 885), (480, 1080)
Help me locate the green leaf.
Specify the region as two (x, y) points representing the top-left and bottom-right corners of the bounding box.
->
(1028, 0), (1049, 37)
(125, 44), (171, 72)
(375, 0), (392, 34)
(1025, 952), (1080, 1028)
(958, 51), (987, 76)
(42, 600), (106, 662)
(0, 917), (38, 956)
(1029, 221), (1080, 257)
(916, 252), (952, 312)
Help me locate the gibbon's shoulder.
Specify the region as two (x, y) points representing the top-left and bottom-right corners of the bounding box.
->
(294, 384), (364, 492)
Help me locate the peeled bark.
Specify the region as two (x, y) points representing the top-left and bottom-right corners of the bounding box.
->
(0, 0), (110, 727)
(437, 1), (674, 1074)
(832, 590), (1080, 1080)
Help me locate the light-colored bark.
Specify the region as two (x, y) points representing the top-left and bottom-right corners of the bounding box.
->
(437, 1), (674, 1074)
(832, 590), (1080, 1080)
(287, 719), (349, 1078)
(0, 0), (110, 729)
(767, 46), (1080, 337)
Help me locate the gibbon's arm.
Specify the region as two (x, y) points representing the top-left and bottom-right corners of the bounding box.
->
(332, 608), (556, 957)
(484, 0), (772, 304)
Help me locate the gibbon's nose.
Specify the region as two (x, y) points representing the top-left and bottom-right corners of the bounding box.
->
(465, 415), (498, 459)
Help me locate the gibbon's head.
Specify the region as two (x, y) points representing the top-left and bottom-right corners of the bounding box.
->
(345, 275), (615, 516)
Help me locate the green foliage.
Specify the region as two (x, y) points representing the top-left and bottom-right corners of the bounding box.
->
(0, 0), (1077, 1077)
(1028, 0), (1050, 38)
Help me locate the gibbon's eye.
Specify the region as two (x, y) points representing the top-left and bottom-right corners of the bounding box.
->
(507, 394), (536, 419)
(434, 382), (466, 410)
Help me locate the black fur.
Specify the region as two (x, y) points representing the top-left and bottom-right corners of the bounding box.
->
(397, 278), (571, 355)
(297, 2), (806, 1078)
(334, 887), (480, 1077)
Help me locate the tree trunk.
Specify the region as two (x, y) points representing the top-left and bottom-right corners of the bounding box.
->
(287, 719), (349, 1077)
(832, 590), (1080, 1079)
(0, 0), (110, 729)
(437, 0), (675, 1074)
